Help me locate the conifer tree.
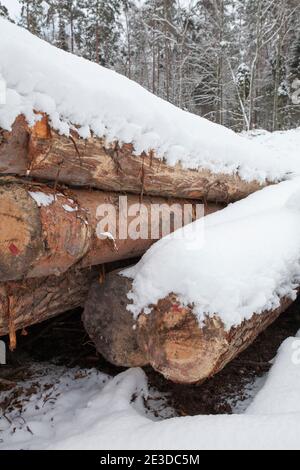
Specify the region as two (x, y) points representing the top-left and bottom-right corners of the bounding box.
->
(0, 1), (10, 19)
(290, 36), (300, 81)
(19, 0), (44, 36)
(79, 0), (122, 66)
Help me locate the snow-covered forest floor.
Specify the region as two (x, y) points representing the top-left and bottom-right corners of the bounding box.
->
(0, 300), (299, 450)
(1, 128), (300, 451)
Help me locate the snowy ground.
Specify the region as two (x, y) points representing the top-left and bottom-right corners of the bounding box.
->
(0, 332), (300, 450)
(244, 127), (300, 162)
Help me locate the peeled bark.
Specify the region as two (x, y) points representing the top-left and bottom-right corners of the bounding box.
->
(84, 270), (294, 384)
(0, 179), (217, 282)
(0, 114), (266, 203)
(0, 266), (101, 342)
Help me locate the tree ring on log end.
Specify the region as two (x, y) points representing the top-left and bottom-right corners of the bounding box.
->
(0, 183), (43, 282)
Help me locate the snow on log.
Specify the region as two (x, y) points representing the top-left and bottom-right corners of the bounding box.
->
(0, 114), (264, 203)
(0, 19), (294, 201)
(83, 270), (294, 384)
(0, 178), (220, 282)
(136, 294), (294, 384)
(84, 180), (300, 383)
(0, 266), (101, 347)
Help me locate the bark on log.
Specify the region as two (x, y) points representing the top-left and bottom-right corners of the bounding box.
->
(84, 270), (294, 384)
(0, 179), (217, 282)
(83, 276), (147, 368)
(0, 114), (265, 203)
(137, 295), (294, 384)
(0, 266), (101, 343)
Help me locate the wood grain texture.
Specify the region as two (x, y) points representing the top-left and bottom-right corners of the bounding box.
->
(0, 114), (266, 203)
(0, 179), (214, 282)
(0, 267), (101, 339)
(85, 270), (294, 384)
(137, 294), (294, 384)
(83, 275), (147, 368)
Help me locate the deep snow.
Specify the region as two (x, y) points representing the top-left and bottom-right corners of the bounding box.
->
(1, 332), (300, 450)
(0, 18), (299, 185)
(123, 178), (300, 329)
(122, 128), (300, 328)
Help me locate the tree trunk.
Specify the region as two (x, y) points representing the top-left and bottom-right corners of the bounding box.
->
(0, 266), (101, 346)
(0, 114), (265, 203)
(84, 270), (294, 384)
(0, 178), (218, 282)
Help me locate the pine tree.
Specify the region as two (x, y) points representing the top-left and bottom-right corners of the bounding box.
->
(79, 0), (122, 67)
(0, 1), (10, 20)
(56, 14), (69, 51)
(236, 64), (250, 102)
(290, 36), (300, 81)
(58, 0), (84, 53)
(19, 0), (45, 36)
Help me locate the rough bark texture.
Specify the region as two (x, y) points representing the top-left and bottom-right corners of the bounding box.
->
(85, 270), (294, 384)
(0, 114), (266, 203)
(0, 267), (101, 341)
(137, 294), (294, 384)
(0, 179), (213, 282)
(83, 275), (147, 368)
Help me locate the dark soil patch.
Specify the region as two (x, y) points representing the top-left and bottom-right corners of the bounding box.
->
(1, 296), (300, 417)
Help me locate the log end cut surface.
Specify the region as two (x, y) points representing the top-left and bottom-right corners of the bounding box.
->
(0, 183), (43, 281)
(137, 294), (294, 384)
(83, 272), (148, 368)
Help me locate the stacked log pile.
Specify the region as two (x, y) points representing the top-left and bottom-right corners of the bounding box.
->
(0, 115), (223, 346)
(1, 113), (287, 385)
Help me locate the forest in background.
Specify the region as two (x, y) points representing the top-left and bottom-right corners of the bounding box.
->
(1, 0), (300, 132)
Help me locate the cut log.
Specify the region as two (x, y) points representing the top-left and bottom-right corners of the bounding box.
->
(0, 179), (218, 282)
(0, 266), (101, 342)
(83, 276), (147, 368)
(0, 115), (265, 203)
(136, 294), (294, 384)
(83, 270), (294, 384)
